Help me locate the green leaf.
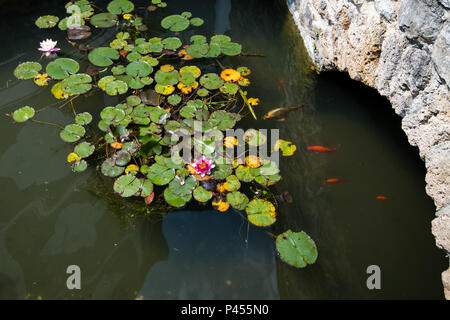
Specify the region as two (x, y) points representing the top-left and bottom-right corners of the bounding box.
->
(164, 188), (191, 207)
(161, 14), (190, 32)
(60, 124), (86, 142)
(200, 73), (224, 90)
(220, 82), (239, 95)
(74, 142), (95, 158)
(115, 150), (131, 166)
(167, 94), (181, 106)
(147, 163), (175, 185)
(107, 0), (134, 14)
(225, 175), (240, 192)
(113, 174), (140, 197)
(88, 47), (120, 67)
(101, 158), (124, 177)
(168, 175), (197, 197)
(154, 70), (179, 85)
(245, 199), (276, 227)
(276, 230), (318, 268)
(162, 37), (182, 50)
(12, 106), (35, 122)
(244, 129), (267, 146)
(186, 43), (208, 58)
(193, 186), (213, 203)
(209, 110), (239, 131)
(14, 62), (42, 80)
(140, 179), (154, 197)
(235, 165), (254, 182)
(46, 58), (79, 80)
(226, 191), (249, 210)
(72, 160), (88, 172)
(35, 15), (59, 28)
(126, 61), (152, 77)
(190, 17), (204, 27)
(212, 163), (232, 180)
(90, 13), (118, 28)
(61, 74), (92, 94)
(220, 42), (242, 56)
(75, 112), (92, 125)
(105, 79), (128, 95)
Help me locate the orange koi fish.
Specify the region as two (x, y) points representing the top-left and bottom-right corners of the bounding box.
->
(376, 196), (391, 200)
(326, 178), (342, 184)
(307, 146), (337, 152)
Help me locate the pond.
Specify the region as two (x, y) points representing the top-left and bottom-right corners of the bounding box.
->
(0, 0), (446, 299)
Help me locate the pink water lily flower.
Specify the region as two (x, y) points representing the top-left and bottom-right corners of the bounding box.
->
(192, 156), (215, 177)
(38, 39), (60, 56)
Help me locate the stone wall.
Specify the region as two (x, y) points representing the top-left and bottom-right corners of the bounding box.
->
(286, 0), (449, 298)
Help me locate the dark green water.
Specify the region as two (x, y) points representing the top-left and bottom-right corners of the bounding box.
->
(0, 0), (446, 299)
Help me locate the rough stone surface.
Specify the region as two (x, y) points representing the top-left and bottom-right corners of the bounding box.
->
(287, 0), (449, 298)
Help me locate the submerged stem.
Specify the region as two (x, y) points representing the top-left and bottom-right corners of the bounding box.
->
(31, 119), (64, 130)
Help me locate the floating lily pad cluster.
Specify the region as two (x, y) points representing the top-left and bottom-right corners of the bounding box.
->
(9, 0), (317, 269)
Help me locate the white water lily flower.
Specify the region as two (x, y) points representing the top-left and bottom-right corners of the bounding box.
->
(38, 39), (60, 56)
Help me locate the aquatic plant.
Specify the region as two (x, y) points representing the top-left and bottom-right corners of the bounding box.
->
(8, 0), (317, 268)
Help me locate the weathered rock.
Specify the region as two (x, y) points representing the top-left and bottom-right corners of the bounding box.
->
(287, 0), (449, 298)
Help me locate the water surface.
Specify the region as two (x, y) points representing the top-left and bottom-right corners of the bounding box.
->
(0, 0), (446, 299)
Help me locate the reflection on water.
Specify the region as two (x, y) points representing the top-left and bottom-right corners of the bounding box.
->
(0, 0), (446, 299)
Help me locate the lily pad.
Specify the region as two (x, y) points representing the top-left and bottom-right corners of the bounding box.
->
(105, 79), (128, 95)
(147, 163), (175, 185)
(101, 158), (124, 177)
(137, 179), (153, 197)
(168, 175), (197, 197)
(209, 110), (239, 131)
(154, 70), (179, 85)
(274, 139), (297, 156)
(162, 37), (182, 50)
(167, 94), (181, 105)
(60, 124), (86, 142)
(244, 129), (267, 146)
(224, 175), (240, 192)
(193, 186), (213, 203)
(190, 17), (204, 27)
(164, 188), (191, 207)
(75, 112), (92, 125)
(220, 42), (242, 56)
(197, 88), (209, 97)
(115, 150), (131, 166)
(220, 82), (239, 95)
(74, 141), (95, 158)
(12, 106), (35, 123)
(90, 12), (118, 28)
(276, 230), (318, 268)
(161, 14), (190, 32)
(212, 163), (232, 180)
(126, 61), (152, 77)
(245, 199), (276, 227)
(226, 191), (249, 210)
(107, 0), (134, 14)
(72, 160), (88, 172)
(46, 58), (79, 80)
(61, 74), (92, 94)
(14, 62), (42, 80)
(88, 47), (119, 67)
(35, 15), (59, 28)
(113, 174), (140, 197)
(186, 43), (208, 58)
(235, 165), (254, 182)
(199, 73), (223, 90)
(126, 95), (141, 106)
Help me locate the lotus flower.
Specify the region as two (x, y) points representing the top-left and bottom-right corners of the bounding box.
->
(192, 156), (215, 177)
(38, 39), (60, 56)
